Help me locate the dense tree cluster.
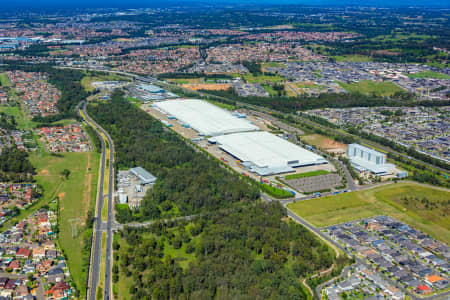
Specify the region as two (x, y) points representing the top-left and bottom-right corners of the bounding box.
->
(116, 202), (334, 300)
(0, 113), (17, 130)
(0, 145), (35, 182)
(201, 89), (436, 113)
(88, 91), (259, 223)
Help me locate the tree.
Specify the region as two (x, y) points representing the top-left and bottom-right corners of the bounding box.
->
(61, 169), (71, 180)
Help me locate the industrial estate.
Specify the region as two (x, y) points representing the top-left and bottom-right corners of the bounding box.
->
(0, 2), (448, 300)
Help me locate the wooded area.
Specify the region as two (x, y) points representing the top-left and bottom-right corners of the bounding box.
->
(87, 91), (260, 223)
(115, 202), (334, 299)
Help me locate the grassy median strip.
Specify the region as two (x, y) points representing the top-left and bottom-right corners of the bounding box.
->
(97, 231), (107, 300)
(101, 144), (110, 222)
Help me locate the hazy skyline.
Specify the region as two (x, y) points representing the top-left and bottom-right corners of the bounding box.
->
(2, 0), (449, 9)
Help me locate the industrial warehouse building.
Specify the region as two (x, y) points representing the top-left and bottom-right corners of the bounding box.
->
(130, 167), (157, 185)
(155, 99), (259, 136)
(347, 144), (395, 175)
(209, 131), (328, 176)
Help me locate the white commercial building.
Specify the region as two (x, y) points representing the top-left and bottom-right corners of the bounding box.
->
(210, 131), (328, 176)
(155, 99), (258, 136)
(347, 144), (395, 175)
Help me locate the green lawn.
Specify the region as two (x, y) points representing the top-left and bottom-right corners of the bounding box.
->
(338, 80), (406, 97)
(30, 151), (100, 295)
(371, 33), (434, 42)
(407, 71), (450, 80)
(260, 183), (293, 198)
(262, 84), (279, 96)
(284, 170), (330, 180)
(261, 62), (286, 69)
(0, 106), (37, 130)
(206, 100), (236, 111)
(0, 73), (12, 87)
(332, 55), (372, 62)
(166, 78), (202, 84)
(243, 73), (286, 83)
(287, 182), (450, 244)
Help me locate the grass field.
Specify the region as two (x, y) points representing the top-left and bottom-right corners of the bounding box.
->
(30, 151), (100, 295)
(0, 106), (38, 130)
(338, 80), (405, 97)
(206, 100), (236, 111)
(243, 73), (286, 83)
(125, 97), (140, 103)
(261, 62), (286, 70)
(371, 33), (434, 42)
(262, 84), (279, 96)
(260, 183), (293, 198)
(332, 55), (372, 62)
(287, 182), (450, 244)
(407, 71), (450, 80)
(81, 74), (128, 92)
(285, 170), (330, 180)
(166, 78), (202, 84)
(0, 73), (12, 87)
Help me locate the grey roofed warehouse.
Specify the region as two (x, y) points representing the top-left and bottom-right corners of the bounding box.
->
(130, 167), (157, 185)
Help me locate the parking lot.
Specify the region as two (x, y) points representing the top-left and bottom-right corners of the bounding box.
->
(286, 173), (342, 193)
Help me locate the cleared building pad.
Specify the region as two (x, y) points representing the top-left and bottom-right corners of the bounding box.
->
(155, 99), (258, 136)
(210, 131), (328, 176)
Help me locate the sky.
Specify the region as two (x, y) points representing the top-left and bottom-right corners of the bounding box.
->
(2, 0), (449, 9)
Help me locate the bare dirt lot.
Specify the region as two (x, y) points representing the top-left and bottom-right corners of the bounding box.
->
(301, 134), (347, 154)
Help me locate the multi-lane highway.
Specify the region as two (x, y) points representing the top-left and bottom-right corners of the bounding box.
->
(79, 101), (114, 300)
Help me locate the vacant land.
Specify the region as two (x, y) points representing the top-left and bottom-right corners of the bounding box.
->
(0, 73), (12, 87)
(285, 170), (330, 180)
(338, 80), (405, 97)
(371, 33), (434, 42)
(332, 55), (372, 62)
(262, 84), (279, 96)
(30, 151), (100, 295)
(407, 71), (450, 79)
(261, 62), (286, 70)
(205, 100), (236, 111)
(166, 78), (202, 84)
(0, 106), (37, 130)
(243, 73), (286, 83)
(287, 182), (450, 244)
(301, 134), (347, 152)
(81, 74), (128, 92)
(182, 83), (231, 91)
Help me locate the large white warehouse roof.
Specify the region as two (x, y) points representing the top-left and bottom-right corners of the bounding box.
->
(211, 131), (328, 176)
(155, 99), (258, 136)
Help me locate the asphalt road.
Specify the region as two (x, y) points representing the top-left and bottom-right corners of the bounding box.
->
(79, 101), (114, 300)
(78, 102), (105, 300)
